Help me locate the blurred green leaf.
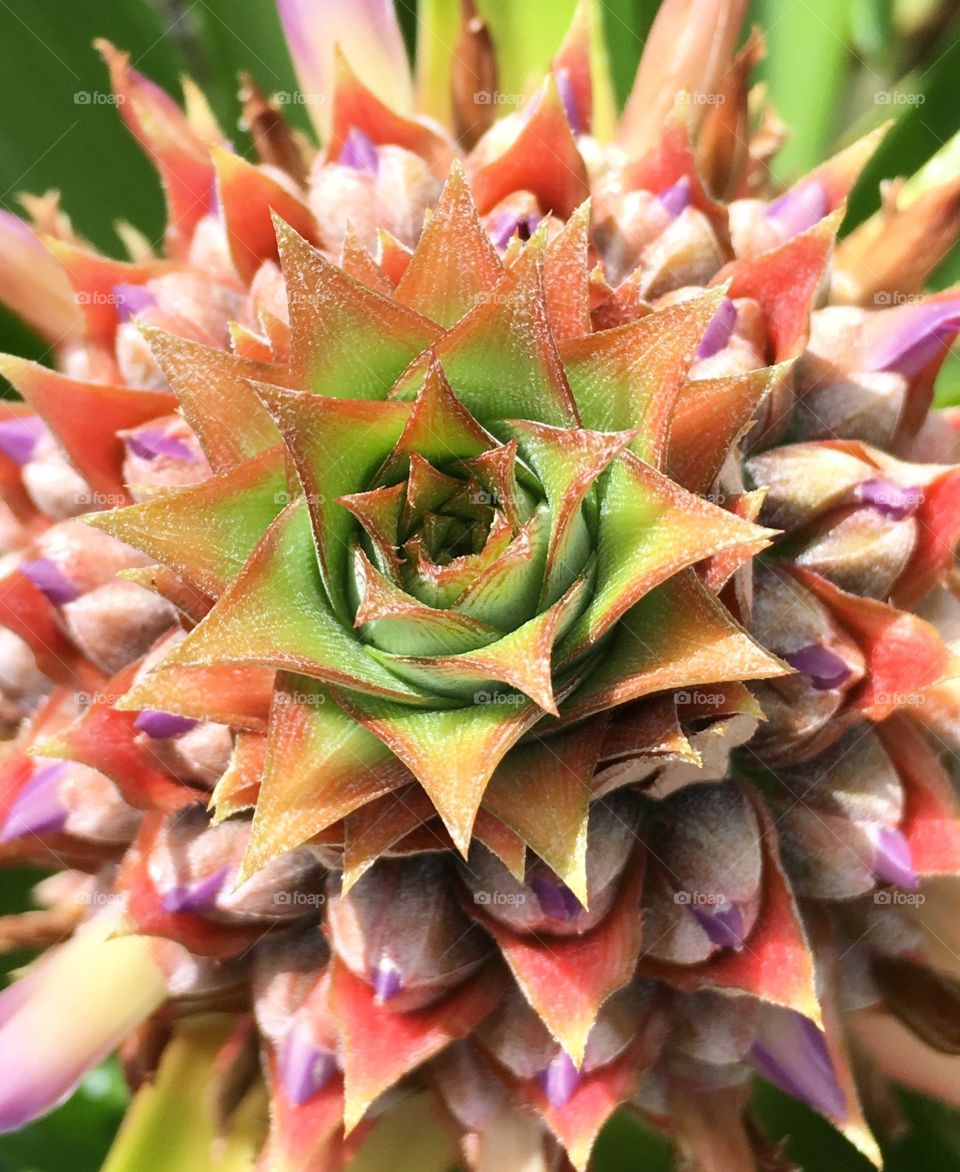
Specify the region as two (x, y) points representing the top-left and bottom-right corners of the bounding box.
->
(753, 0), (856, 179)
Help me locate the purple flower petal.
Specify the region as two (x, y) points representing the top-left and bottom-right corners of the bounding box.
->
(783, 644), (852, 691)
(866, 301), (960, 379)
(554, 67), (583, 136)
(766, 179), (828, 238)
(0, 922), (167, 1133)
(339, 127), (379, 175)
(0, 416), (47, 466)
(856, 478), (923, 521)
(372, 958), (402, 1002)
(0, 761), (69, 843)
(538, 1050), (580, 1109)
(691, 899), (745, 950)
(658, 175), (692, 219)
(19, 559), (79, 606)
(530, 871), (583, 923)
(125, 428), (195, 462)
(160, 864), (231, 914)
(279, 1019), (337, 1105)
(113, 284), (156, 324)
(696, 298), (738, 359)
(488, 213), (542, 250)
(865, 824), (918, 890)
(134, 710), (198, 740)
(750, 1008), (847, 1121)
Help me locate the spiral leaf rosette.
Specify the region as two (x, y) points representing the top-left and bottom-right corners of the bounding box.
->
(88, 178), (780, 885)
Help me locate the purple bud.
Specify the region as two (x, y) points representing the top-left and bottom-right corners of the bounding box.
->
(160, 864), (231, 914)
(766, 179), (828, 238)
(867, 301), (960, 378)
(113, 284), (156, 324)
(279, 1020), (337, 1105)
(371, 958), (402, 1003)
(691, 899), (745, 951)
(0, 416), (47, 467)
(538, 1050), (580, 1109)
(134, 710), (198, 740)
(696, 298), (738, 359)
(783, 644), (852, 691)
(339, 127), (379, 175)
(554, 67), (582, 136)
(489, 213), (541, 250)
(865, 824), (918, 891)
(19, 559), (79, 606)
(657, 176), (691, 219)
(125, 429), (196, 462)
(750, 1008), (847, 1121)
(856, 477), (922, 521)
(529, 872), (583, 923)
(0, 761), (69, 842)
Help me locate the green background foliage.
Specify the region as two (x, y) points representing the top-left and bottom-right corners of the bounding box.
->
(0, 1), (958, 1167)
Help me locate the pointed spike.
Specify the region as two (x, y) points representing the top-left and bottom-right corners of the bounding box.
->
(240, 675), (410, 879)
(721, 209), (843, 360)
(274, 216), (441, 395)
(143, 328), (288, 472)
(472, 74), (590, 220)
(333, 687), (546, 856)
(0, 354), (174, 500)
(86, 446), (287, 597)
(212, 146), (319, 283)
(160, 501), (433, 703)
(254, 383), (412, 619)
(395, 161), (503, 326)
(669, 363), (792, 493)
(330, 957), (505, 1134)
(562, 451), (775, 651)
(328, 47), (452, 175)
(469, 852), (646, 1065)
(562, 288), (727, 465)
(639, 793), (823, 1025)
(618, 0), (748, 155)
(95, 40), (216, 257)
(544, 200), (592, 344)
(558, 570), (787, 726)
(483, 724), (607, 904)
(393, 237), (579, 428)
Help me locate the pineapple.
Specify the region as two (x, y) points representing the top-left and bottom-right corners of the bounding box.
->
(0, 1), (959, 1168)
